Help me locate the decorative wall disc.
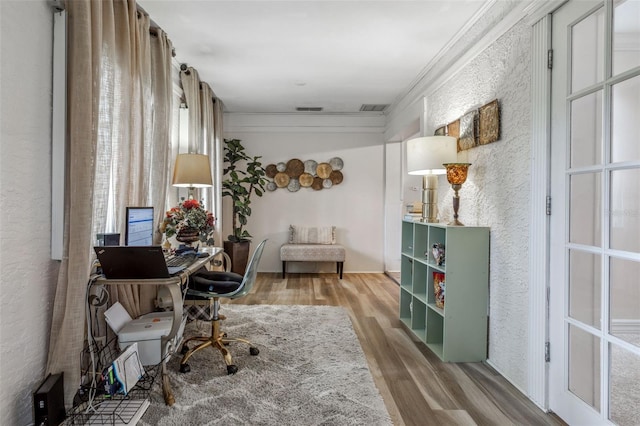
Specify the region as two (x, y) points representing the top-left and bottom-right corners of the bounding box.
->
(322, 179), (333, 189)
(329, 170), (343, 185)
(266, 181), (277, 191)
(304, 160), (317, 175)
(316, 163), (332, 179)
(329, 157), (344, 171)
(274, 172), (290, 188)
(311, 177), (324, 190)
(276, 162), (286, 172)
(299, 173), (314, 187)
(286, 159), (304, 178)
(265, 164), (278, 178)
(287, 178), (300, 192)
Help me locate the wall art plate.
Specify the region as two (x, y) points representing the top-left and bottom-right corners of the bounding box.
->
(478, 99), (500, 145)
(458, 110), (477, 151)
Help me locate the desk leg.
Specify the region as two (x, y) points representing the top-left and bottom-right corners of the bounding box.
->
(160, 283), (184, 406)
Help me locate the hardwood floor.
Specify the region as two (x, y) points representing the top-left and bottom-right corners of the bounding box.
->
(228, 272), (566, 426)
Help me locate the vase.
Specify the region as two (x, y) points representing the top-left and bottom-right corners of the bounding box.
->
(176, 228), (200, 244)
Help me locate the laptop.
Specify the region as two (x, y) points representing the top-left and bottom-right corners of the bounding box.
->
(94, 246), (193, 279)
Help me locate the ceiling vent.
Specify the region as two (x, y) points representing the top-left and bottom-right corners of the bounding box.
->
(360, 104), (389, 112)
(296, 107), (323, 112)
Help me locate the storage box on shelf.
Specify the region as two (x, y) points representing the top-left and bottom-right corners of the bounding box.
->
(400, 220), (490, 362)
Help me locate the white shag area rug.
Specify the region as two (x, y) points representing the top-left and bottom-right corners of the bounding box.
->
(140, 304), (392, 425)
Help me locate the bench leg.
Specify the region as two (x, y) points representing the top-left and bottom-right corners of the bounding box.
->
(338, 262), (343, 279)
(282, 261), (286, 279)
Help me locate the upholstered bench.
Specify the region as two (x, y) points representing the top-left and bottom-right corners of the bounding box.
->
(280, 225), (346, 279)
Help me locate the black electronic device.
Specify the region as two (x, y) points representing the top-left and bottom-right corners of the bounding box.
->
(125, 206), (154, 246)
(94, 245), (194, 278)
(33, 373), (65, 426)
(96, 233), (120, 246)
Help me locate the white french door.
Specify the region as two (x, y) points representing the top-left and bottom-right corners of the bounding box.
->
(549, 0), (640, 424)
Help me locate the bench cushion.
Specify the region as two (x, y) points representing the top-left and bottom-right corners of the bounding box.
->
(288, 225), (336, 245)
(280, 244), (345, 262)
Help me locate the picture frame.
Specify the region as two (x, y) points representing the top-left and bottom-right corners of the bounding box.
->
(447, 119), (460, 146)
(478, 99), (500, 145)
(458, 110), (477, 151)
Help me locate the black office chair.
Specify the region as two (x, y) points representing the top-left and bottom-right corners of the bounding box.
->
(179, 239), (267, 375)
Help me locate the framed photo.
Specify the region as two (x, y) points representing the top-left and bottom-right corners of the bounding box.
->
(434, 126), (447, 136)
(458, 110), (477, 151)
(478, 99), (500, 145)
(447, 119), (460, 146)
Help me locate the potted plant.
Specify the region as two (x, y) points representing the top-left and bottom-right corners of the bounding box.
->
(222, 138), (267, 274)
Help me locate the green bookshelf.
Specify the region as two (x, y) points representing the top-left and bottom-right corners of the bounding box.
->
(399, 220), (490, 362)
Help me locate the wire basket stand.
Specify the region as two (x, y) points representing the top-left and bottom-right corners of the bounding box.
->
(65, 337), (160, 425)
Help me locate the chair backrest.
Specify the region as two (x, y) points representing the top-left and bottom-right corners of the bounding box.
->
(230, 239), (267, 299)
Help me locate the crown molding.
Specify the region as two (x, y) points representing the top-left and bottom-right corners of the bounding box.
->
(386, 0), (566, 131)
(224, 112), (386, 133)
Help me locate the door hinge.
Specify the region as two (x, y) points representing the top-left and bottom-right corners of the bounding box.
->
(546, 196), (551, 215)
(547, 49), (553, 69)
(545, 342), (550, 362)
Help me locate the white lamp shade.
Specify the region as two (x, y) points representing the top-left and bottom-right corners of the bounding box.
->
(406, 136), (457, 175)
(172, 153), (213, 188)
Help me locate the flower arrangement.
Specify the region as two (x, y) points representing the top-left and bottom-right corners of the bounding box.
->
(159, 198), (215, 246)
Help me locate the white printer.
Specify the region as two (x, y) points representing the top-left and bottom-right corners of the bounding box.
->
(105, 302), (186, 366)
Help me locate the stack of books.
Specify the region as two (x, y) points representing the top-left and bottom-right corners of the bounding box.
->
(404, 213), (422, 221)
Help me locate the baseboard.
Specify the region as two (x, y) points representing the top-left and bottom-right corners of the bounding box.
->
(485, 358), (549, 413)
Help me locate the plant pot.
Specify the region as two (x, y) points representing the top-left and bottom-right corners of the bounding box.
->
(224, 240), (251, 275)
(176, 227), (200, 244)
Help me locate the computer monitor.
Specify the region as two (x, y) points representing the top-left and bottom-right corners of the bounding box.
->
(125, 207), (154, 246)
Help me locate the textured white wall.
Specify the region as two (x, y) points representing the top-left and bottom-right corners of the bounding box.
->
(0, 1), (59, 423)
(224, 115), (386, 274)
(426, 19), (532, 388)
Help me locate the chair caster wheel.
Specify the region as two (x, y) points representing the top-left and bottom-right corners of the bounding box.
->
(180, 364), (190, 373)
(181, 345), (189, 355)
(227, 365), (238, 375)
(250, 347), (260, 356)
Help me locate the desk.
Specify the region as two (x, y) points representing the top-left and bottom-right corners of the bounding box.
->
(96, 246), (223, 405)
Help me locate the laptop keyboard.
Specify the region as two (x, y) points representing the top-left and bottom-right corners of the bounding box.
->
(165, 254), (196, 268)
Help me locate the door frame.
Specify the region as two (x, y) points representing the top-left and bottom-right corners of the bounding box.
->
(528, 1), (569, 411)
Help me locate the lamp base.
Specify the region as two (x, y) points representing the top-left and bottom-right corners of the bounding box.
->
(420, 175), (439, 223)
(448, 189), (465, 226)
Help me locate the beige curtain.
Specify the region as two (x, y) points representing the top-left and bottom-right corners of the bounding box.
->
(46, 0), (174, 407)
(180, 67), (202, 154)
(180, 70), (223, 243)
(199, 82), (223, 244)
(211, 97), (224, 245)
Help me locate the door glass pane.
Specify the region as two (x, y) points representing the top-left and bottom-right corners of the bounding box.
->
(610, 257), (640, 348)
(613, 0), (640, 75)
(569, 250), (602, 328)
(609, 343), (640, 425)
(569, 325), (601, 411)
(571, 91), (603, 167)
(610, 168), (640, 253)
(611, 76), (640, 163)
(570, 172), (602, 246)
(572, 6), (605, 93)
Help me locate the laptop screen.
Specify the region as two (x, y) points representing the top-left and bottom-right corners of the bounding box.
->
(125, 207), (154, 246)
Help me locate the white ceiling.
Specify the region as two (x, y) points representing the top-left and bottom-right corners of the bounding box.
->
(139, 0), (489, 114)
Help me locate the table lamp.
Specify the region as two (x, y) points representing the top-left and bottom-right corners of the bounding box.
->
(406, 136), (457, 223)
(172, 153), (213, 199)
(443, 163), (471, 226)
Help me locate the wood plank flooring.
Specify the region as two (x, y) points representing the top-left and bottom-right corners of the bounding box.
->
(227, 273), (566, 426)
